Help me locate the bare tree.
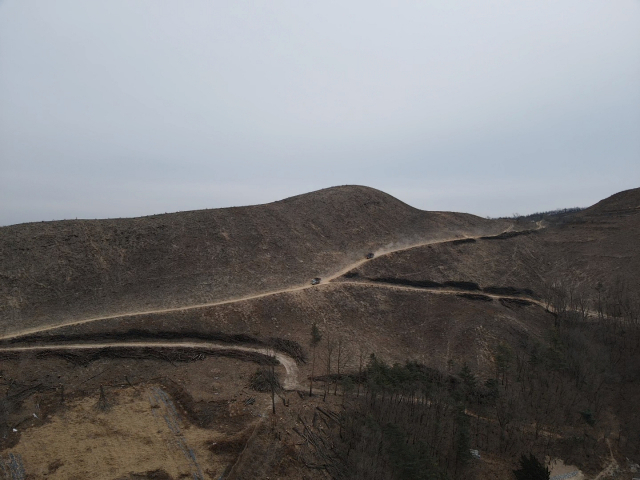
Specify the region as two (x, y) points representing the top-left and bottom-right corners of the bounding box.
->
(356, 345), (367, 397)
(323, 335), (336, 401)
(266, 346), (278, 414)
(309, 323), (322, 397)
(96, 385), (109, 411)
(249, 357), (282, 415)
(333, 337), (352, 395)
(594, 281), (604, 320)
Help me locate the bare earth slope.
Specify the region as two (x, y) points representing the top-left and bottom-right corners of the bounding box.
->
(0, 186), (638, 479)
(0, 186), (509, 335)
(343, 187), (640, 297)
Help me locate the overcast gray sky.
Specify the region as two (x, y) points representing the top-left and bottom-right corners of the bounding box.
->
(1, 1), (639, 226)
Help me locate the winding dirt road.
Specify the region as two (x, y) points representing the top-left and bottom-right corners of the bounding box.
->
(0, 226), (537, 342)
(0, 225), (546, 395)
(0, 341), (301, 390)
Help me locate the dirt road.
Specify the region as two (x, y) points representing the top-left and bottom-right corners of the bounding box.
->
(0, 224), (548, 396)
(0, 341), (300, 390)
(0, 226), (537, 342)
(336, 280), (546, 306)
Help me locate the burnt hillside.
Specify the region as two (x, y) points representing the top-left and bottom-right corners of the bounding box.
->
(343, 187), (640, 297)
(0, 185), (508, 334)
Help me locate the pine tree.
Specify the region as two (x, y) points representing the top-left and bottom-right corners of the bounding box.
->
(513, 453), (550, 480)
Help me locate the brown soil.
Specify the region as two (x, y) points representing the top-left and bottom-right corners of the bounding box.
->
(0, 185), (638, 479)
(344, 190), (640, 298)
(0, 186), (509, 335)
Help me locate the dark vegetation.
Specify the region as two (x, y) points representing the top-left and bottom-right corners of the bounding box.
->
(160, 378), (248, 430)
(483, 286), (537, 297)
(209, 435), (250, 455)
(269, 338), (306, 364)
(479, 229), (538, 240)
(370, 277), (444, 289)
(513, 454), (549, 480)
(369, 278), (482, 291)
(309, 323), (322, 397)
(0, 383), (52, 446)
(457, 293), (493, 302)
(366, 277), (536, 298)
(501, 207), (585, 223)
(5, 330), (307, 364)
(451, 238), (476, 245)
(298, 278), (640, 479)
(444, 281), (480, 291)
(0, 346), (279, 367)
(249, 368), (280, 393)
(500, 298), (535, 308)
(298, 358), (469, 479)
(250, 364), (283, 414)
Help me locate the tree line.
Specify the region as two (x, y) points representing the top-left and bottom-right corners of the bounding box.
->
(294, 277), (639, 479)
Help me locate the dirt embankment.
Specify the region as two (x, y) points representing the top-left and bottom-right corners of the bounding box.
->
(0, 341), (300, 390)
(1, 281), (553, 379)
(3, 329), (307, 364)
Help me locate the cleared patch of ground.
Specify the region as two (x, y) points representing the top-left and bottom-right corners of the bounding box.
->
(0, 351), (283, 479)
(10, 385), (248, 479)
(548, 458), (584, 480)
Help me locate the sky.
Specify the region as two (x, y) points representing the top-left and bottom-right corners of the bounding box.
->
(1, 1), (639, 226)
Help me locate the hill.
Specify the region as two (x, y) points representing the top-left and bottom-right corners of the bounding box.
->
(0, 186), (638, 480)
(346, 187), (640, 301)
(0, 185), (508, 335)
(579, 187), (640, 216)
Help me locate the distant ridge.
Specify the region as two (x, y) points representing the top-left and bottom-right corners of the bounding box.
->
(580, 187), (640, 215)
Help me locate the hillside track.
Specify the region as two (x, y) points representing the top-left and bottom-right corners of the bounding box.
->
(335, 280), (547, 308)
(0, 225), (540, 342)
(0, 341), (300, 390)
(0, 224), (546, 395)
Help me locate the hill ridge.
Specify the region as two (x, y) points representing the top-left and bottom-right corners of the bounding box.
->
(0, 186), (509, 332)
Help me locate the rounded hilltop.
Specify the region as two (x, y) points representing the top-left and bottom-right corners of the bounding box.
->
(0, 185), (506, 333)
(579, 187), (640, 216)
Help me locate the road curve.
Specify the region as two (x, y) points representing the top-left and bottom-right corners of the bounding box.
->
(0, 225), (549, 399)
(0, 341), (301, 390)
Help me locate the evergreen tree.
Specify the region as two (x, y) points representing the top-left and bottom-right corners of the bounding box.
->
(459, 362), (477, 404)
(513, 454), (550, 480)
